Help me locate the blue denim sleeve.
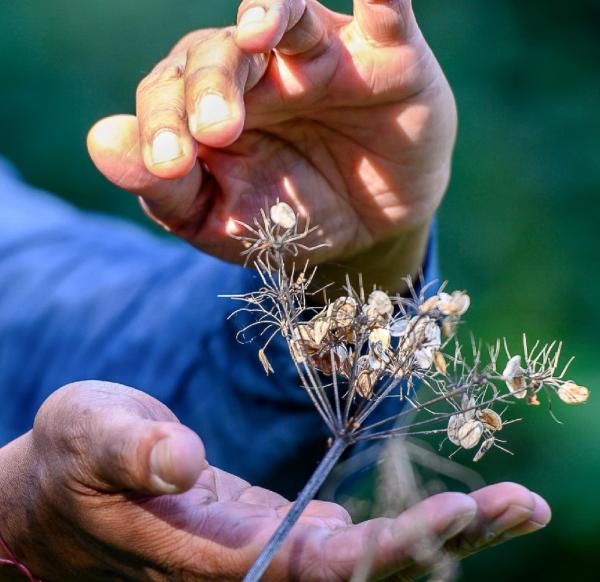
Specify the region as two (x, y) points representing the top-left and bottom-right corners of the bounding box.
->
(0, 158), (438, 496)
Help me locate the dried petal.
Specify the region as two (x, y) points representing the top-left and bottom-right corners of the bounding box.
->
(458, 420), (484, 449)
(438, 291), (471, 316)
(557, 382), (590, 404)
(477, 409), (503, 431)
(270, 202), (297, 229)
(474, 437), (495, 462)
(368, 290), (394, 316)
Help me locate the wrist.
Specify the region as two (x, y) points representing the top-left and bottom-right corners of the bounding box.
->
(0, 433), (46, 581)
(315, 220), (432, 295)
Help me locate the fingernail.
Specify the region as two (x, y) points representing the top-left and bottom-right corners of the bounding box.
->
(151, 130), (181, 165)
(239, 6), (267, 28)
(441, 510), (477, 540)
(488, 504), (533, 537)
(195, 92), (231, 130)
(149, 438), (180, 494)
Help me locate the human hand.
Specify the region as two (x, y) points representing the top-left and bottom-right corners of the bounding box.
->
(0, 381), (550, 581)
(88, 0), (456, 291)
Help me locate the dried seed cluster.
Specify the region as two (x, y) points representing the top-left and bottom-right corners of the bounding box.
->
(225, 203), (590, 463)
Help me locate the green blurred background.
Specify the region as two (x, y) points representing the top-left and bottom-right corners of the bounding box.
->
(1, 0), (598, 579)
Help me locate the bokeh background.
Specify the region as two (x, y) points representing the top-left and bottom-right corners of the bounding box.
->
(1, 0), (598, 579)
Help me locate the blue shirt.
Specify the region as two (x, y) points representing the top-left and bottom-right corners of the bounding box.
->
(0, 158), (438, 497)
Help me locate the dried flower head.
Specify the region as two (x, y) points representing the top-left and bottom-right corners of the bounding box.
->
(226, 202), (591, 581)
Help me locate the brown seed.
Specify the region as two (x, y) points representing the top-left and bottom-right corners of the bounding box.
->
(477, 409), (503, 431)
(356, 370), (377, 399)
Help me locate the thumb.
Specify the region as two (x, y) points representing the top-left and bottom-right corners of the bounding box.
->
(36, 382), (207, 495)
(91, 411), (207, 495)
(353, 0), (417, 46)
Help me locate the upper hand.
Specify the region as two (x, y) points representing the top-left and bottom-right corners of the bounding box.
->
(0, 382), (550, 581)
(87, 0), (456, 288)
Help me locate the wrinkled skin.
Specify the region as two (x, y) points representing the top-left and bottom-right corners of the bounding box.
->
(88, 0), (457, 291)
(0, 382), (551, 581)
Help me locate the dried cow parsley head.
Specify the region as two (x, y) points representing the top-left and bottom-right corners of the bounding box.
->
(223, 203), (590, 462)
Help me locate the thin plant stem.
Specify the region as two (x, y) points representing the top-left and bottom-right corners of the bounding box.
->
(243, 437), (349, 582)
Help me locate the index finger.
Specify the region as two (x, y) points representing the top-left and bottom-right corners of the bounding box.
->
(235, 0), (330, 57)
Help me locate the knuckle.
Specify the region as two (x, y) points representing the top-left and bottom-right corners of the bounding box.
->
(185, 63), (232, 93)
(139, 105), (187, 138)
(137, 62), (184, 100)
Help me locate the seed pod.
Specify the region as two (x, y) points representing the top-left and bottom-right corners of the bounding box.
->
(420, 295), (440, 313)
(438, 291), (471, 316)
(369, 327), (391, 350)
(557, 382), (590, 404)
(442, 316), (459, 338)
(368, 290), (394, 316)
(415, 347), (434, 370)
(332, 296), (357, 328)
(270, 202), (297, 229)
(503, 355), (528, 399)
(461, 394), (477, 421)
(474, 437), (495, 462)
(477, 409), (503, 431)
(447, 414), (465, 446)
(433, 351), (447, 375)
(458, 420), (484, 450)
(356, 370), (377, 399)
(313, 317), (331, 345)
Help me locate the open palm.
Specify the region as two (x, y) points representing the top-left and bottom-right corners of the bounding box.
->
(23, 383), (549, 581)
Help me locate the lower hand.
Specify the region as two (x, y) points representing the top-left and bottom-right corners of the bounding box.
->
(0, 382), (550, 580)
